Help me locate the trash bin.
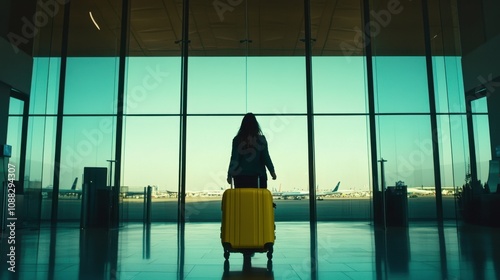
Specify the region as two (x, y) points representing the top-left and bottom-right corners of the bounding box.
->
(385, 186), (408, 227)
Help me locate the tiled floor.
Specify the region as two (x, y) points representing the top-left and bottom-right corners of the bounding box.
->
(1, 221), (500, 279)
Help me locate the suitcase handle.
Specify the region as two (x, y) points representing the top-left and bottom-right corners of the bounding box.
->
(230, 176), (261, 189)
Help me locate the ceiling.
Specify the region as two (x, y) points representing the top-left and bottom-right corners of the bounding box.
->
(33, 0), (461, 57)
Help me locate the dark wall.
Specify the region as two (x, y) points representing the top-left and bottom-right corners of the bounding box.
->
(0, 82), (9, 145)
(487, 86), (500, 159)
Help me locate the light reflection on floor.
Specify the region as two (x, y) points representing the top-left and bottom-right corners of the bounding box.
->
(1, 221), (500, 279)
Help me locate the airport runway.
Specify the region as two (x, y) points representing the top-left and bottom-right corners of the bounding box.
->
(48, 196), (458, 222)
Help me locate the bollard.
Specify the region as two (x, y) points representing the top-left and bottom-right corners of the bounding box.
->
(143, 185), (152, 225)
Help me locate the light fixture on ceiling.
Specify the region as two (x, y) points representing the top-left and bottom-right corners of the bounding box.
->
(89, 11), (101, 30)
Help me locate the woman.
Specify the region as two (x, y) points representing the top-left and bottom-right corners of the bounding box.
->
(227, 113), (277, 188)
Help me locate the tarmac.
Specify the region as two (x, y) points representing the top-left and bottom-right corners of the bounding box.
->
(47, 196), (458, 222)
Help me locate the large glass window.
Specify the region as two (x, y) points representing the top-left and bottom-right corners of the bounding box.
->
(21, 0), (472, 230)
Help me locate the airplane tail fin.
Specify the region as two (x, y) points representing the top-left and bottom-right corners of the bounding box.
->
(71, 177), (78, 190)
(332, 181), (340, 192)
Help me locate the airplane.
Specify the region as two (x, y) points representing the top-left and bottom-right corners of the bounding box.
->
(43, 177), (82, 199)
(316, 181), (341, 199)
(406, 187), (434, 197)
(280, 189), (309, 200)
(276, 182), (342, 200)
(186, 187), (225, 197)
(120, 186), (178, 198)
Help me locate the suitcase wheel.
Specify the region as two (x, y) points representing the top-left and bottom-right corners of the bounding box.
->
(224, 251), (230, 260)
(265, 243), (274, 260)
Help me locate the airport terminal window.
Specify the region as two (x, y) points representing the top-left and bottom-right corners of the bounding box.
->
(20, 0), (473, 227)
(312, 56), (368, 114)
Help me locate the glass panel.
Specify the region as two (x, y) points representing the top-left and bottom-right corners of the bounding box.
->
(377, 115), (436, 220)
(247, 57), (307, 114)
(315, 116), (372, 220)
(27, 116), (57, 221)
(185, 116), (240, 222)
(120, 116), (179, 222)
(125, 57), (181, 115)
(373, 56), (430, 113)
(433, 56), (466, 113)
(312, 56), (368, 114)
(58, 117), (116, 221)
(8, 97), (24, 115)
(187, 57), (247, 114)
(30, 57), (60, 115)
(64, 57), (119, 114)
(437, 115), (469, 219)
(185, 115), (308, 218)
(472, 114), (491, 185)
(471, 97), (488, 113)
(6, 116), (22, 169)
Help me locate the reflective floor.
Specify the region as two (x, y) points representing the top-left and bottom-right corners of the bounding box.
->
(1, 221), (500, 279)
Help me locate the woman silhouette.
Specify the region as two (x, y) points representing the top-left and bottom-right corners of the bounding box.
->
(227, 113), (277, 188)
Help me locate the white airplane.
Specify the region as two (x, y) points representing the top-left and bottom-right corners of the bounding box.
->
(316, 182), (341, 199)
(280, 189), (309, 200)
(277, 182), (342, 200)
(406, 187), (434, 196)
(43, 177), (82, 199)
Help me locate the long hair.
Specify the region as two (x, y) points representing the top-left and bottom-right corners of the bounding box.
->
(235, 113), (262, 145)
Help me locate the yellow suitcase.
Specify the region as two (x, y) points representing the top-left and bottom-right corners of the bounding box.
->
(220, 188), (275, 261)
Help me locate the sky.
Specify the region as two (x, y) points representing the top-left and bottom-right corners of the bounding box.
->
(6, 55), (493, 193)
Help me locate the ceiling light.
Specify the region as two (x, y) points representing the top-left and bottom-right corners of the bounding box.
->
(89, 11), (101, 30)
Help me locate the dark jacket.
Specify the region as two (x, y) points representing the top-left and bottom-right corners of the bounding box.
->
(227, 135), (275, 179)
